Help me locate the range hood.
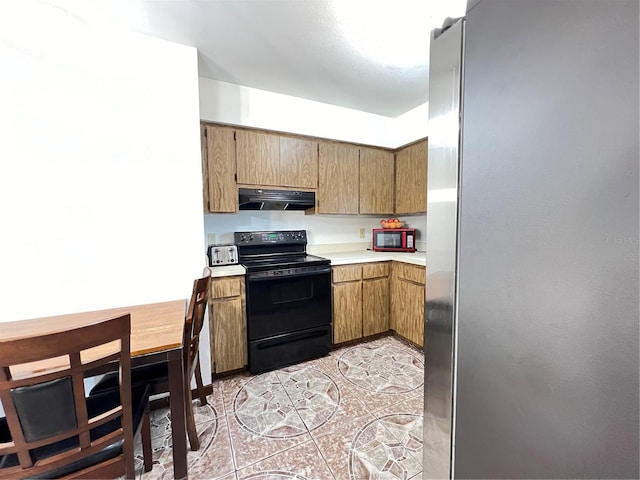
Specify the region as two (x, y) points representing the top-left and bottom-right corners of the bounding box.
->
(238, 188), (315, 211)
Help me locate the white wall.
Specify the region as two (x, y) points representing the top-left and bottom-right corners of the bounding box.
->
(199, 78), (428, 148)
(0, 2), (210, 379)
(204, 212), (426, 248)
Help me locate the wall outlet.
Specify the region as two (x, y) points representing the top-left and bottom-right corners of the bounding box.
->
(359, 228), (365, 239)
(207, 233), (216, 245)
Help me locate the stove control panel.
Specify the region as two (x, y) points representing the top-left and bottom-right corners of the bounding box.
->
(234, 230), (307, 246)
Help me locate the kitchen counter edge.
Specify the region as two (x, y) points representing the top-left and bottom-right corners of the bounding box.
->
(204, 252), (425, 277)
(322, 250), (426, 267)
(205, 264), (246, 278)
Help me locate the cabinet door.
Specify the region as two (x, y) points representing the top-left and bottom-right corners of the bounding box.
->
(236, 130), (279, 186)
(318, 142), (359, 214)
(395, 139), (428, 214)
(280, 136), (318, 188)
(393, 279), (425, 348)
(203, 125), (237, 213)
(333, 281), (363, 343)
(359, 147), (394, 214)
(201, 125), (209, 212)
(362, 262), (390, 280)
(212, 297), (246, 373)
(211, 276), (242, 299)
(333, 264), (362, 283)
(363, 277), (389, 337)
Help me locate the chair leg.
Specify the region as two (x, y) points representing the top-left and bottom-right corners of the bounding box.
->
(194, 361), (208, 406)
(142, 404), (153, 473)
(185, 389), (200, 451)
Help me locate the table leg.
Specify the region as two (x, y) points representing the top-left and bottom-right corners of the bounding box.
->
(168, 348), (188, 479)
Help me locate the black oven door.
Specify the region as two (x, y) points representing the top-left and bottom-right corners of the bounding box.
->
(245, 266), (331, 340)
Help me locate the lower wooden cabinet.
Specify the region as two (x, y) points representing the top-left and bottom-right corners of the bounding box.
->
(333, 279), (362, 344)
(390, 262), (425, 347)
(332, 263), (389, 344)
(209, 276), (247, 374)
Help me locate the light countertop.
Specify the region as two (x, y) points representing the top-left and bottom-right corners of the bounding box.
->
(203, 248), (426, 278)
(206, 264), (246, 278)
(320, 250), (426, 266)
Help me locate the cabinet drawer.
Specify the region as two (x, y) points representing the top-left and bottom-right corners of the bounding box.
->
(211, 276), (243, 299)
(394, 262), (425, 285)
(362, 262), (389, 279)
(332, 265), (362, 283)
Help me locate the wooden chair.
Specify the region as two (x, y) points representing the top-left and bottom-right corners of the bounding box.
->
(91, 275), (211, 450)
(0, 314), (152, 479)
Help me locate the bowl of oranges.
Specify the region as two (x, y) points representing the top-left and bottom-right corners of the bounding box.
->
(380, 218), (403, 229)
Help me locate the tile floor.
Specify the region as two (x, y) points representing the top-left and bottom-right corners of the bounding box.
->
(134, 335), (425, 480)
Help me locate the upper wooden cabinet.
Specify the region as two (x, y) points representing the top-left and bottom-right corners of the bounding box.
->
(236, 130), (279, 186)
(201, 124), (237, 213)
(395, 139), (428, 214)
(359, 147), (394, 215)
(279, 137), (318, 189)
(318, 142), (360, 214)
(236, 130), (318, 189)
(201, 122), (428, 216)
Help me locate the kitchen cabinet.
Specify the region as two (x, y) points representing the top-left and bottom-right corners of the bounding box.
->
(333, 281), (363, 344)
(279, 136), (318, 188)
(332, 263), (389, 344)
(359, 147), (394, 215)
(201, 122), (427, 215)
(236, 130), (279, 186)
(209, 276), (247, 374)
(318, 142), (360, 214)
(201, 124), (237, 213)
(236, 130), (318, 189)
(395, 139), (428, 214)
(362, 262), (390, 336)
(390, 262), (425, 347)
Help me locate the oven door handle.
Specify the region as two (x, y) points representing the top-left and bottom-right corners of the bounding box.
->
(247, 266), (331, 281)
(255, 327), (331, 349)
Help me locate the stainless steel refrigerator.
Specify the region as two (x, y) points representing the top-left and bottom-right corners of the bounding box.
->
(424, 1), (639, 478)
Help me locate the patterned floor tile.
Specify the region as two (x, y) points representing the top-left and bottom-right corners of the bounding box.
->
(276, 365), (340, 433)
(239, 473), (306, 480)
(237, 440), (335, 480)
(219, 371), (253, 414)
(134, 336), (428, 479)
(192, 381), (226, 423)
(234, 371), (307, 438)
(227, 403), (312, 470)
(350, 414), (423, 479)
(338, 343), (424, 394)
(377, 392), (425, 418)
(312, 413), (377, 480)
(188, 417), (236, 479)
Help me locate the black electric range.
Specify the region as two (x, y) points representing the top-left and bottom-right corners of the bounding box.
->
(234, 230), (332, 373)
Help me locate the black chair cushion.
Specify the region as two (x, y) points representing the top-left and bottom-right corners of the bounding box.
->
(11, 377), (78, 443)
(90, 363), (169, 396)
(0, 384), (151, 478)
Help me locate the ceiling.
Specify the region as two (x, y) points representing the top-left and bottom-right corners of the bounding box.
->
(49, 0), (467, 118)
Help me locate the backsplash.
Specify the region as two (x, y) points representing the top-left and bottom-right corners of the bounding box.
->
(203, 211), (426, 247)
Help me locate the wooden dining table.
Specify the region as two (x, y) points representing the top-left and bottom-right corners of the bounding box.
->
(0, 299), (190, 480)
